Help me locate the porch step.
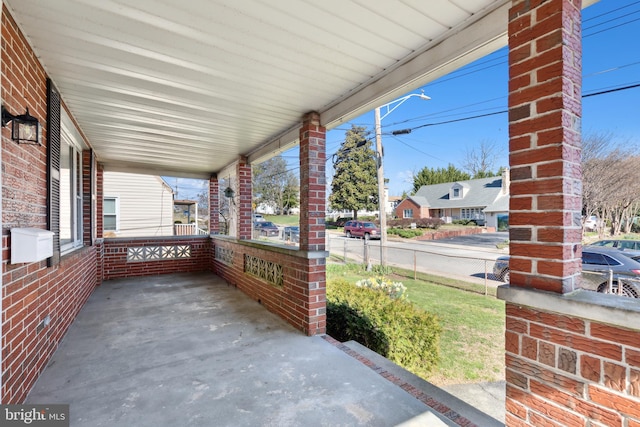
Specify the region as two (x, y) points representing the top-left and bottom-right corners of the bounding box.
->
(340, 340), (505, 427)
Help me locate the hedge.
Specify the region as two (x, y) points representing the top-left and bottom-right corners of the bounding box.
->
(327, 279), (441, 378)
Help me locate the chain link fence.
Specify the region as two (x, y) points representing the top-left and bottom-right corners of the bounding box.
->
(326, 234), (505, 295)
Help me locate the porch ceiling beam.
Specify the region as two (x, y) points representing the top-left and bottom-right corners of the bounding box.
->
(246, 124), (300, 165)
(101, 162), (212, 179)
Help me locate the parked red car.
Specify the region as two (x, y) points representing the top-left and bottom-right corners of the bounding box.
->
(343, 220), (381, 240)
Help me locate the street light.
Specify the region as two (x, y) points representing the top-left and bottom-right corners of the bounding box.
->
(375, 91), (430, 265)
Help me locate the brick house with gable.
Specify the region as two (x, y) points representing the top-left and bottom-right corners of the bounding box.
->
(395, 170), (510, 230)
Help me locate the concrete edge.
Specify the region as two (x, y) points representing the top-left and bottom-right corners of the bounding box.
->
(340, 340), (505, 427)
(497, 285), (640, 329)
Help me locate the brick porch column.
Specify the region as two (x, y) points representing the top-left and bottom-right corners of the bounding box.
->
(209, 174), (219, 234)
(236, 156), (252, 239)
(508, 0), (582, 293)
(96, 164), (104, 239)
(299, 111), (326, 252)
(496, 2), (640, 427)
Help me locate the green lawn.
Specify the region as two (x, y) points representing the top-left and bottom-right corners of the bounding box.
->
(326, 263), (505, 386)
(264, 214), (299, 226)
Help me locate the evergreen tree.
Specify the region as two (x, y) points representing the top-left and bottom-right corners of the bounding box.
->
(329, 125), (378, 219)
(411, 164), (470, 194)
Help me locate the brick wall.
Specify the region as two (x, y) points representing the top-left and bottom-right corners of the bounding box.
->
(2, 246), (97, 404)
(213, 237), (326, 336)
(394, 198), (426, 220)
(504, 299), (640, 426)
(209, 175), (219, 234)
(102, 236), (211, 281)
(299, 112), (326, 252)
(1, 7), (99, 403)
(507, 0), (583, 294)
(237, 158), (252, 240)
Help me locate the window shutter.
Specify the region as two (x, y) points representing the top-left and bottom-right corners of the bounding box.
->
(47, 79), (61, 267)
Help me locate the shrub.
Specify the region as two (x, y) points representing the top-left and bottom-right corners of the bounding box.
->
(327, 279), (441, 378)
(452, 219), (477, 226)
(388, 228), (423, 238)
(387, 217), (443, 230)
(416, 217), (443, 229)
(355, 276), (407, 300)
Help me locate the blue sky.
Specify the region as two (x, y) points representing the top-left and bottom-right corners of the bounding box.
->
(169, 0), (640, 200)
(326, 0), (640, 196)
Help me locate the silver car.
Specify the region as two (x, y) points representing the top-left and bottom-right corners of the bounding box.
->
(493, 247), (640, 298)
(589, 239), (640, 251)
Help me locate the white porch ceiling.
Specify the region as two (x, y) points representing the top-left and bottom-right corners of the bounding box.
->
(5, 0), (514, 178)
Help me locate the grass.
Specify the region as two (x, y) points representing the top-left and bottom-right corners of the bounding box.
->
(263, 214), (299, 225)
(326, 262), (505, 386)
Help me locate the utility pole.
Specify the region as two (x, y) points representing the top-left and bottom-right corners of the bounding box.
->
(374, 107), (387, 265)
(373, 91), (430, 266)
(375, 107), (387, 266)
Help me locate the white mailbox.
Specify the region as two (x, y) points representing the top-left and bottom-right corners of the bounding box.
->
(11, 228), (54, 264)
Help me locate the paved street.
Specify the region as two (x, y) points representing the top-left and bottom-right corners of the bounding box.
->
(326, 231), (509, 286)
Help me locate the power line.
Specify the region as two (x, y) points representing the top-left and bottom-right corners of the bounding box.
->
(422, 3), (640, 90)
(384, 81), (640, 134)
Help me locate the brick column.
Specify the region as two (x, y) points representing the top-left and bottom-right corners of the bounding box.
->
(236, 157), (252, 239)
(209, 175), (219, 234)
(299, 111), (326, 252)
(82, 150), (93, 245)
(508, 0), (582, 294)
(96, 164), (104, 239)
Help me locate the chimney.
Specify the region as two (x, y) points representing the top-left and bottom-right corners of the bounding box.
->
(502, 168), (510, 195)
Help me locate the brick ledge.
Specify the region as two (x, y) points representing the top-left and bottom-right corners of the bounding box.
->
(497, 284), (640, 328)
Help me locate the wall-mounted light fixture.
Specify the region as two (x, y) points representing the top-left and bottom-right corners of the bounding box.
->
(1, 105), (40, 145)
(223, 186), (235, 199)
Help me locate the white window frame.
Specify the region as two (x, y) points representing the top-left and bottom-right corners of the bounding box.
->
(60, 113), (85, 254)
(403, 209), (413, 219)
(103, 196), (120, 232)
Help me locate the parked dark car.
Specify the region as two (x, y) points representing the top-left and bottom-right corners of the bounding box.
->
(254, 221), (279, 237)
(343, 220), (381, 240)
(589, 239), (640, 251)
(282, 226), (300, 243)
(493, 247), (640, 298)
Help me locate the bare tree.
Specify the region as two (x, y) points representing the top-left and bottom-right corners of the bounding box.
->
(461, 140), (500, 178)
(582, 132), (640, 237)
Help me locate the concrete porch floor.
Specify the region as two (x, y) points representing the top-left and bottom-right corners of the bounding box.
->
(26, 272), (504, 426)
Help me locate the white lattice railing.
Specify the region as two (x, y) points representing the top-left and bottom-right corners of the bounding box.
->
(244, 254), (283, 287)
(127, 245), (191, 262)
(215, 246), (234, 265)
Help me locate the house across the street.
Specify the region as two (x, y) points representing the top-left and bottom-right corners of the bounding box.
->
(395, 169), (509, 231)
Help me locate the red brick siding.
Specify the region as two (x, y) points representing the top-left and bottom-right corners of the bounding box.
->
(394, 199), (424, 219)
(415, 227), (484, 241)
(507, 0), (583, 294)
(1, 10), (48, 232)
(82, 151), (95, 245)
(237, 158), (252, 239)
(213, 238), (326, 336)
(505, 303), (640, 426)
(101, 237), (211, 280)
(209, 176), (219, 234)
(299, 112), (326, 252)
(1, 8), (99, 403)
(2, 247), (97, 403)
(96, 165), (104, 238)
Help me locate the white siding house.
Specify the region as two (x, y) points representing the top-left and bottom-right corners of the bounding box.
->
(103, 172), (175, 237)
